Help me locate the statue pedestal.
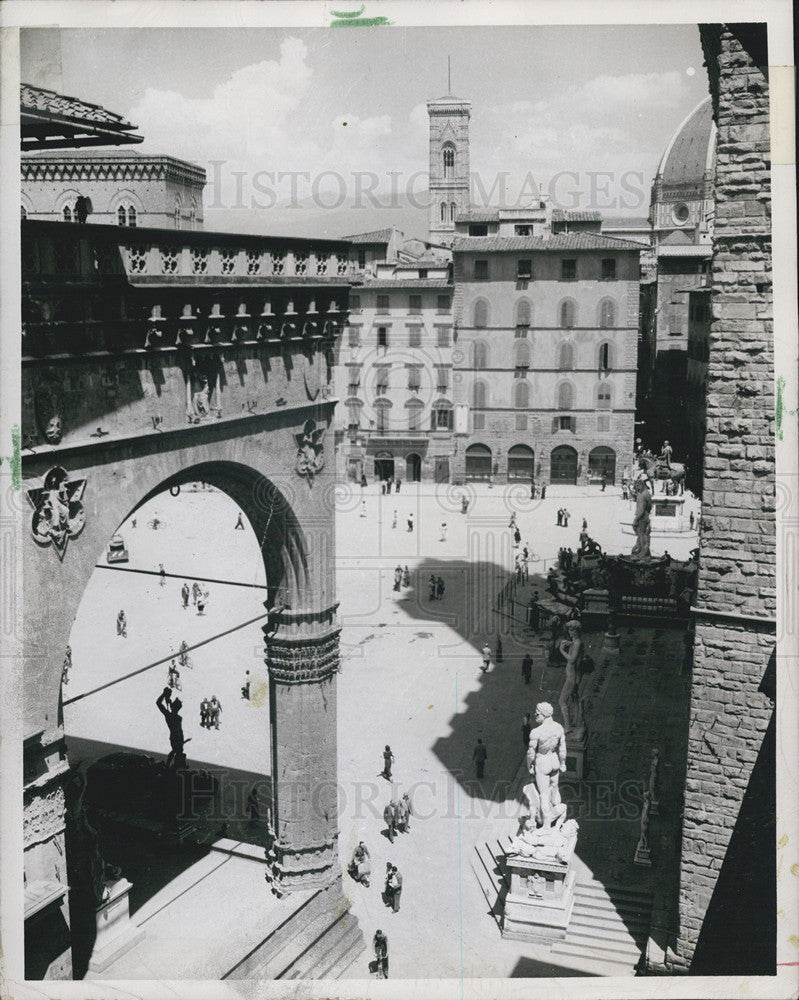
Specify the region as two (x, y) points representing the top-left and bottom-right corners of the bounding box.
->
(634, 842), (652, 867)
(563, 727), (587, 780)
(502, 852), (578, 943)
(87, 878), (145, 973)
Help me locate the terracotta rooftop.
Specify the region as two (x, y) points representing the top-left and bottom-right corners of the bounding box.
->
(451, 233), (644, 252)
(551, 209), (603, 223)
(344, 228), (398, 244)
(457, 210), (501, 223)
(21, 83), (143, 151)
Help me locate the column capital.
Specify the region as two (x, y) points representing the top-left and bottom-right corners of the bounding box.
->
(265, 609), (340, 684)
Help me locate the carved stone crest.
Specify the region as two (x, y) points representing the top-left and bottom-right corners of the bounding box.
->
(34, 378), (65, 444)
(295, 418), (326, 482)
(26, 466), (86, 558)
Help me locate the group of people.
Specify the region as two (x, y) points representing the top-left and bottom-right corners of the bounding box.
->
(428, 574), (446, 601)
(556, 508), (571, 527)
(199, 695), (222, 730)
(381, 478), (402, 495)
(382, 794), (412, 844)
(392, 565), (411, 592)
(181, 580), (210, 615)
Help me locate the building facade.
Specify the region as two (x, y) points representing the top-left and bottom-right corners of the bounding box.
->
(427, 94), (471, 245)
(21, 149), (206, 229)
(450, 234), (640, 486)
(333, 256), (455, 483)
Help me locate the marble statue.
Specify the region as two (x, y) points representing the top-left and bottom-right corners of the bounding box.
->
(631, 479), (653, 560)
(557, 620), (584, 732)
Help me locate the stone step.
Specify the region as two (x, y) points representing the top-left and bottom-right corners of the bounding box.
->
(574, 892), (652, 922)
(471, 843), (506, 927)
(550, 942), (639, 976)
(570, 906), (650, 938)
(564, 926), (643, 957)
(285, 910), (364, 980)
(577, 880), (654, 904)
(318, 920), (368, 980)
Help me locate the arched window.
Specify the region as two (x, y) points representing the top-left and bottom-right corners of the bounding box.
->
(473, 299), (489, 329)
(559, 299), (576, 328)
(450, 202), (456, 222)
(62, 203), (74, 223)
(599, 298), (616, 328)
(473, 380), (487, 408)
(557, 381), (574, 410)
(443, 145), (455, 178)
(598, 342), (613, 371)
(596, 383), (612, 409)
(440, 201), (447, 222)
(474, 341), (488, 369)
(513, 339), (531, 369)
(118, 205), (127, 226)
(513, 380), (530, 408)
(174, 199), (182, 229)
(127, 205), (137, 228)
(515, 298), (532, 328)
(558, 342), (574, 370)
(189, 201), (197, 229)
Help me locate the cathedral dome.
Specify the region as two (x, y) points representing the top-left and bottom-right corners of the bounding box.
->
(655, 95), (716, 190)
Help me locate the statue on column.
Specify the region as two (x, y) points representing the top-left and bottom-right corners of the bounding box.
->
(508, 703), (579, 861)
(631, 478), (653, 560)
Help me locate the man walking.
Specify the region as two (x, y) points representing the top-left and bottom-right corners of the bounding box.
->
(200, 696), (210, 728)
(181, 582), (190, 609)
(556, 508), (563, 527)
(402, 566), (410, 588)
(393, 565), (402, 592)
(234, 510), (245, 529)
(383, 800), (397, 843)
(407, 513), (414, 532)
(397, 793), (411, 833)
(436, 576), (445, 601)
(392, 509), (398, 529)
(159, 563), (166, 587)
(472, 738), (488, 779)
(168, 660), (181, 691)
(208, 695), (222, 730)
(192, 581), (201, 606)
(381, 745), (394, 780)
(440, 522), (448, 541)
(521, 651), (533, 685)
(373, 930), (388, 979)
(116, 610), (127, 637)
(389, 865), (402, 912)
(481, 642), (491, 673)
(428, 575), (437, 601)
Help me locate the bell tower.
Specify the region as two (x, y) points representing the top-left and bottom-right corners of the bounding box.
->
(427, 71), (471, 244)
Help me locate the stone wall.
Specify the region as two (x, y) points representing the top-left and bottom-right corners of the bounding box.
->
(675, 25), (775, 972)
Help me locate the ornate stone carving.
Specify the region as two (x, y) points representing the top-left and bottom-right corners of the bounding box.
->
(265, 628), (340, 684)
(631, 479), (653, 559)
(34, 378), (64, 444)
(26, 466), (87, 558)
(294, 418), (326, 482)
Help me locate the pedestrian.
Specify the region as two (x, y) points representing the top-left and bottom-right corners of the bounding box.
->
(178, 640), (191, 669)
(522, 712), (532, 747)
(440, 522), (448, 541)
(131, 518), (137, 529)
(200, 696), (210, 728)
(397, 792), (412, 833)
(383, 801), (397, 843)
(393, 565), (402, 592)
(556, 508), (563, 527)
(247, 786), (260, 821)
(381, 745), (394, 780)
(234, 511), (245, 529)
(372, 930), (389, 979)
(513, 527), (521, 548)
(241, 670), (251, 700)
(528, 592), (540, 632)
(402, 565), (410, 588)
(116, 610), (127, 637)
(481, 641), (491, 673)
(396, 479), (401, 493)
(361, 499), (367, 518)
(428, 575), (437, 601)
(496, 635), (504, 663)
(472, 738), (487, 779)
(159, 563), (166, 587)
(392, 509), (397, 529)
(197, 589), (207, 615)
(181, 582), (190, 609)
(582, 518), (587, 532)
(389, 865), (402, 912)
(689, 511), (695, 530)
(62, 646), (72, 687)
(530, 482), (536, 500)
(563, 509), (570, 527)
(168, 659), (181, 691)
(509, 512), (517, 529)
(601, 472), (608, 492)
(522, 651), (533, 684)
(360, 473), (367, 489)
(407, 513), (414, 532)
(381, 481), (386, 496)
(209, 695), (222, 730)
(541, 484), (547, 499)
(461, 496), (469, 515)
(436, 576), (445, 601)
(192, 581), (201, 606)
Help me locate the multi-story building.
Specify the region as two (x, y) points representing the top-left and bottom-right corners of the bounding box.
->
(451, 233), (641, 486)
(333, 254), (455, 484)
(427, 93), (471, 245)
(21, 148), (206, 229)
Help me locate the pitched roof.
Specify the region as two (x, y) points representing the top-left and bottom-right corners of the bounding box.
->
(21, 83), (143, 151)
(551, 209), (603, 223)
(457, 210), (500, 223)
(451, 233), (644, 253)
(354, 278), (452, 289)
(344, 228), (397, 244)
(661, 229), (694, 246)
(602, 216), (651, 230)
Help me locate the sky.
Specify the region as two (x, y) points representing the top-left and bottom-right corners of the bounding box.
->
(21, 26), (711, 238)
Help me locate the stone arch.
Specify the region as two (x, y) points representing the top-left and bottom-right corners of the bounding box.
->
(558, 297), (577, 329)
(598, 297), (617, 328)
(473, 298), (490, 329)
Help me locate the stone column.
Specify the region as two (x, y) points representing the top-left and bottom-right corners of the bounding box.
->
(264, 606), (340, 895)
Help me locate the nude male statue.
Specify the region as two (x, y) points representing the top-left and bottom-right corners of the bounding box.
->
(525, 702), (567, 830)
(557, 620), (584, 730)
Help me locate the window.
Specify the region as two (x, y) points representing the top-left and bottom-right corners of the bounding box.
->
(516, 414), (528, 431)
(440, 202), (447, 222)
(189, 202), (197, 229)
(348, 326), (360, 348)
(450, 202), (457, 222)
(437, 326), (451, 347)
(437, 295), (451, 314)
(515, 298), (531, 328)
(347, 402), (361, 429)
(127, 245), (147, 273)
(191, 248), (209, 274)
(672, 203), (690, 224)
(601, 258), (616, 280)
(315, 254), (328, 276)
(517, 259), (533, 280)
(408, 325), (422, 348)
(221, 249), (237, 275)
(597, 414), (610, 432)
(473, 413), (486, 430)
(473, 299), (489, 328)
(598, 342), (612, 371)
(409, 294), (422, 315)
(432, 405), (453, 431)
(377, 295), (390, 315)
(436, 367), (450, 393)
(271, 252), (285, 275)
(474, 259), (489, 281)
(559, 299), (576, 328)
(358, 249), (367, 269)
(377, 327), (388, 349)
(557, 382), (574, 410)
(127, 205), (137, 227)
(375, 368), (389, 395)
(408, 366), (422, 392)
(347, 366), (361, 395)
(62, 203), (74, 223)
(515, 225), (533, 236)
(161, 247), (180, 275)
(599, 299), (616, 328)
(350, 294), (361, 311)
(514, 340), (531, 369)
(419, 268), (428, 279)
(474, 341), (488, 369)
(469, 224), (488, 237)
(513, 380), (530, 408)
(559, 415), (574, 431)
(376, 403), (390, 432)
(118, 205), (127, 226)
(558, 342), (574, 370)
(561, 258), (577, 280)
(443, 145), (455, 178)
(246, 250), (263, 275)
(294, 253), (308, 276)
(407, 401), (424, 431)
(473, 381), (487, 408)
(174, 199), (182, 229)
(596, 383), (612, 409)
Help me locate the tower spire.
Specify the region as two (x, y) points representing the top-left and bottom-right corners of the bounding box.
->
(447, 55), (451, 95)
